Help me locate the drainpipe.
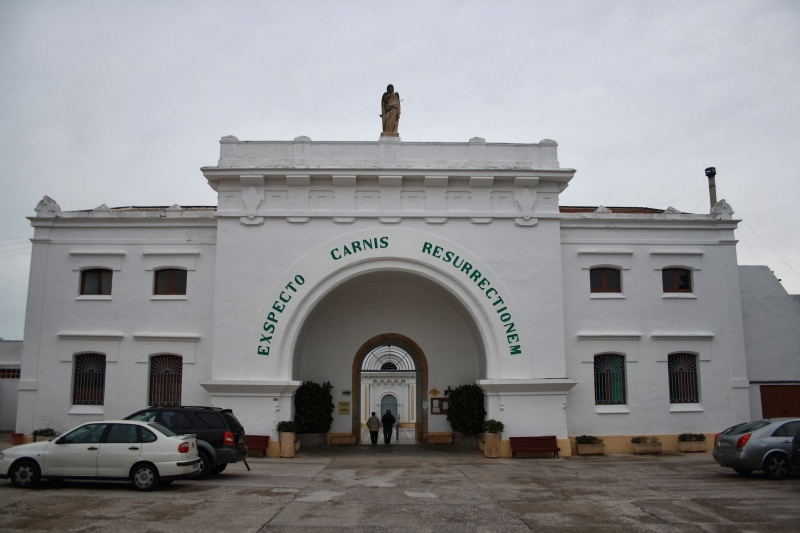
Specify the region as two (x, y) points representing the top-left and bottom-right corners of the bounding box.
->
(705, 167), (717, 210)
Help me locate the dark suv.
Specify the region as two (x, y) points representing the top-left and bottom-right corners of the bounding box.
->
(125, 406), (247, 478)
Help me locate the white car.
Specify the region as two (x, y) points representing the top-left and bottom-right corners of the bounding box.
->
(0, 420), (200, 491)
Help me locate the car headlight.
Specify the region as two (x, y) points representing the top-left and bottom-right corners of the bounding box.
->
(0, 453), (4, 460)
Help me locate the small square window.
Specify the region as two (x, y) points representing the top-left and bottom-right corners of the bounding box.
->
(80, 269), (112, 295)
(590, 268), (621, 293)
(662, 268), (692, 293)
(154, 269), (187, 295)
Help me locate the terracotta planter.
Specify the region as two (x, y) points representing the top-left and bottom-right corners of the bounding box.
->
(483, 432), (501, 458)
(279, 432), (297, 458)
(678, 440), (706, 453)
(576, 443), (605, 455)
(11, 433), (23, 445)
(632, 442), (662, 455)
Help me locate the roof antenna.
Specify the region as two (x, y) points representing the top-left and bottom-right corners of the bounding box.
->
(705, 167), (717, 210)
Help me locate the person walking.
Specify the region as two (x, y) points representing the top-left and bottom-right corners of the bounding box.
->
(366, 411), (381, 445)
(381, 408), (396, 445)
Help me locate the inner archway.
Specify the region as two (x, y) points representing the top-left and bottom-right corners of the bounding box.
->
(293, 270), (485, 442)
(352, 333), (429, 442)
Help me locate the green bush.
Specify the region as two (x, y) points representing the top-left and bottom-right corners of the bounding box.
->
(33, 428), (59, 437)
(294, 381), (334, 434)
(631, 435), (660, 443)
(444, 384), (486, 436)
(678, 432), (706, 442)
(482, 420), (504, 434)
(276, 420), (297, 433)
(576, 435), (603, 445)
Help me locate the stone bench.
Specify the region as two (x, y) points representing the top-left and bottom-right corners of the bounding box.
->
(331, 434), (357, 446)
(428, 432), (453, 445)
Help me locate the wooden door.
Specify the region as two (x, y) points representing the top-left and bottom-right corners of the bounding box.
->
(760, 385), (800, 417)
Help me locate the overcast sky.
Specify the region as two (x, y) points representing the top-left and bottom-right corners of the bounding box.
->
(1, 0), (798, 339)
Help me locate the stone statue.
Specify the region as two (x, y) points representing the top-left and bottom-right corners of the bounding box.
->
(380, 84), (401, 135)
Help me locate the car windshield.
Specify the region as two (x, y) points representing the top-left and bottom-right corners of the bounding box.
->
(147, 422), (177, 437)
(727, 420), (771, 435)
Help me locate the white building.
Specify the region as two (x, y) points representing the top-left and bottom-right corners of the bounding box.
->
(16, 136), (799, 455)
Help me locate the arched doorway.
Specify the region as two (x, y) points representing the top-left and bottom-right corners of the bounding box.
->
(352, 333), (429, 442)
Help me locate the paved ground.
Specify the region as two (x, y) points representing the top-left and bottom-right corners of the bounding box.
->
(1, 440), (799, 532)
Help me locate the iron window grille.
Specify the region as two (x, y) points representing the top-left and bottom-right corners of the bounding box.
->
(662, 268), (692, 293)
(668, 353), (699, 403)
(154, 269), (187, 295)
(149, 354), (183, 406)
(594, 354), (627, 404)
(0, 368), (21, 379)
(80, 269), (112, 295)
(590, 268), (621, 293)
(73, 353), (106, 405)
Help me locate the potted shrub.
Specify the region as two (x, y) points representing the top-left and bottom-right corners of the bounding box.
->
(33, 428), (59, 442)
(677, 432), (707, 453)
(445, 384), (486, 448)
(631, 436), (662, 455)
(294, 381), (334, 447)
(576, 435), (605, 455)
(277, 420), (298, 458)
(482, 420), (504, 459)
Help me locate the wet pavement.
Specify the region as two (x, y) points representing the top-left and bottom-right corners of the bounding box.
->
(1, 439), (799, 532)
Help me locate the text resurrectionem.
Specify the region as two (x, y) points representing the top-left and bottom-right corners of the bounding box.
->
(421, 242), (521, 355)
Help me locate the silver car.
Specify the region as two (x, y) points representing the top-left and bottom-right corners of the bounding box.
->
(713, 418), (800, 479)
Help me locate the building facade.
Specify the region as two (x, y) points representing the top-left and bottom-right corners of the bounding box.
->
(18, 135), (787, 455)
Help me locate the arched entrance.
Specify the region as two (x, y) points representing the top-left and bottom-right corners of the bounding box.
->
(352, 333), (429, 442)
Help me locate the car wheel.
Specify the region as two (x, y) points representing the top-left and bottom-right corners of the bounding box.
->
(733, 468), (753, 476)
(211, 463), (227, 475)
(130, 463), (160, 491)
(763, 453), (791, 480)
(192, 450), (212, 479)
(9, 460), (40, 489)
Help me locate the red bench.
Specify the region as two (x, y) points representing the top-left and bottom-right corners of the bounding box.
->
(245, 435), (270, 457)
(509, 436), (560, 458)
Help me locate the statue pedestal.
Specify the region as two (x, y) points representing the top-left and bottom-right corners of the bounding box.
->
(380, 132), (399, 138)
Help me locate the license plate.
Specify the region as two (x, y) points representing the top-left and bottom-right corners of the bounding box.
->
(719, 441), (731, 447)
(192, 463), (200, 470)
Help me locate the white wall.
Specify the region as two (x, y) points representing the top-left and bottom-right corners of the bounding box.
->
(17, 211), (218, 434)
(739, 265), (800, 382)
(562, 215), (750, 436)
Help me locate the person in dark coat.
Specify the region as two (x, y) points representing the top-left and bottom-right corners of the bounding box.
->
(381, 409), (396, 444)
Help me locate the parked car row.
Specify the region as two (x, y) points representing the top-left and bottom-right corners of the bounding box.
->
(1, 405), (248, 490)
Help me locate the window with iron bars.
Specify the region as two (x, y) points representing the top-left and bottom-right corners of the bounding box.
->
(0, 368), (21, 379)
(594, 353), (626, 404)
(73, 353), (106, 405)
(149, 354), (183, 406)
(668, 353), (699, 403)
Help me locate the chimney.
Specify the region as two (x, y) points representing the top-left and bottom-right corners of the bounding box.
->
(705, 167), (717, 210)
